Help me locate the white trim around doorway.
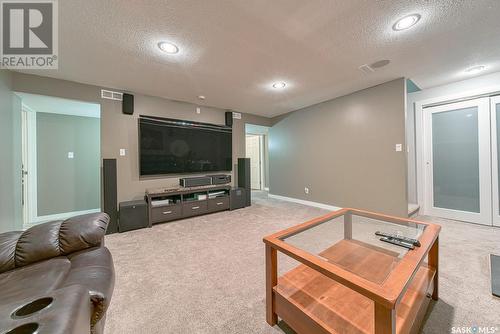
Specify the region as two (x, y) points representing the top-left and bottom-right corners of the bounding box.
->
(415, 84), (500, 225)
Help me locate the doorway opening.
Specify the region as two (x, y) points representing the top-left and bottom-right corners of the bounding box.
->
(418, 94), (500, 226)
(16, 93), (101, 229)
(245, 124), (270, 191)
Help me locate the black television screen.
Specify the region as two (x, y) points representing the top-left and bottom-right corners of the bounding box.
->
(139, 117), (232, 175)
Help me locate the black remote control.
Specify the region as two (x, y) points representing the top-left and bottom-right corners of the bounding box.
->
(375, 231), (421, 247)
(379, 237), (415, 250)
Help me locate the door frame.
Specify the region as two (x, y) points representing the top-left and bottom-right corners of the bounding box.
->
(246, 133), (265, 190)
(415, 85), (500, 226)
(21, 102), (101, 228)
(490, 96), (500, 227)
(21, 104), (38, 228)
(422, 98), (491, 224)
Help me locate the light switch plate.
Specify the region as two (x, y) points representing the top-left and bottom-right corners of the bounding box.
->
(120, 149), (126, 156)
(395, 144), (403, 152)
(196, 107), (201, 114)
(68, 152), (74, 159)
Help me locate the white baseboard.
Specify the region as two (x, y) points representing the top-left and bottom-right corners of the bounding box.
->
(268, 194), (342, 211)
(25, 208), (101, 229)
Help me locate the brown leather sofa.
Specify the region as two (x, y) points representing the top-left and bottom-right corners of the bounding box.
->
(0, 213), (115, 334)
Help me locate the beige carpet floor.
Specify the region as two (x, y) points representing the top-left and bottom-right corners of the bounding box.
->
(104, 192), (500, 334)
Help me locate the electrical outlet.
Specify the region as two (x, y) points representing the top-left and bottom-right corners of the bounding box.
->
(395, 144), (403, 152)
(120, 149), (126, 156)
(196, 107), (201, 114)
(304, 187), (310, 194)
(67, 152), (74, 159)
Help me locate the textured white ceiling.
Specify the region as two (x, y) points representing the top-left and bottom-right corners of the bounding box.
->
(20, 0), (500, 117)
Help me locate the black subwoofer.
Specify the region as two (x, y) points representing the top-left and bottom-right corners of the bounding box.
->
(230, 187), (246, 210)
(119, 200), (148, 232)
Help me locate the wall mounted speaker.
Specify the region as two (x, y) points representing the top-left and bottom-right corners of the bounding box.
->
(122, 93), (134, 115)
(225, 111), (233, 127)
(237, 158), (251, 207)
(103, 159), (118, 234)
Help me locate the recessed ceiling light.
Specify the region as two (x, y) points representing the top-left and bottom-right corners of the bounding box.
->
(393, 14), (421, 31)
(158, 41), (179, 54)
(198, 95), (206, 100)
(465, 65), (486, 74)
(272, 82), (286, 89)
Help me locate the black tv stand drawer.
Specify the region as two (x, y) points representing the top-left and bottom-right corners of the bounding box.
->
(182, 201), (208, 217)
(208, 197), (229, 212)
(151, 205), (182, 223)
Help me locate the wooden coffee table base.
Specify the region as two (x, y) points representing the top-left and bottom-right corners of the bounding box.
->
(275, 263), (435, 334)
(264, 208), (440, 334)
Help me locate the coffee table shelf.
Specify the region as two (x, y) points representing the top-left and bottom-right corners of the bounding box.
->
(264, 208), (440, 334)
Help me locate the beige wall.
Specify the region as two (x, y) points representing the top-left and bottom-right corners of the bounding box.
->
(269, 78), (408, 216)
(12, 72), (272, 203)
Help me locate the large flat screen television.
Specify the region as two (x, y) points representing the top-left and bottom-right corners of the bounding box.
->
(139, 116), (232, 176)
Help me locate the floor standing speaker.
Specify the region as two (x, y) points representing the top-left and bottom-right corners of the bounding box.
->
(237, 158), (251, 207)
(103, 159), (118, 234)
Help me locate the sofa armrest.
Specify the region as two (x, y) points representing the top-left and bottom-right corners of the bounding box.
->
(0, 213), (109, 274)
(63, 247), (115, 326)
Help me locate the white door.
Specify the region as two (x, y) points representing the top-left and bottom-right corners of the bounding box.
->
(424, 98), (492, 225)
(246, 135), (262, 190)
(490, 96), (500, 227)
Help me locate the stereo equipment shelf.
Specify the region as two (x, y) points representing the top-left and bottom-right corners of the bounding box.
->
(146, 185), (231, 226)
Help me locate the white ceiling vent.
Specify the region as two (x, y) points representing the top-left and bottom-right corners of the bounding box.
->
(359, 60), (390, 75)
(358, 64), (375, 74)
(101, 89), (123, 101)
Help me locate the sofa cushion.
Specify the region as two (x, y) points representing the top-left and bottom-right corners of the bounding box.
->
(16, 221), (62, 267)
(0, 231), (22, 273)
(59, 214), (109, 254)
(0, 213), (109, 274)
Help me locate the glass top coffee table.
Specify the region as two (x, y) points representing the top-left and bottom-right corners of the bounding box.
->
(263, 208), (440, 334)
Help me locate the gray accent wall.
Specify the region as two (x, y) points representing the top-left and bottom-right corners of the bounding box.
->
(0, 71), (22, 232)
(36, 113), (101, 216)
(12, 72), (272, 203)
(269, 78), (408, 216)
